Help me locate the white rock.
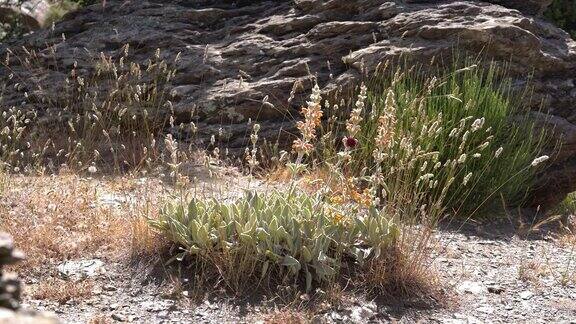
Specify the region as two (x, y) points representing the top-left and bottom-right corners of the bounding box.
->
(57, 259), (105, 280)
(519, 290), (534, 300)
(98, 194), (127, 207)
(457, 281), (487, 295)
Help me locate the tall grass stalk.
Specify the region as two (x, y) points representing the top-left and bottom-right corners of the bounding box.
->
(314, 60), (546, 220)
(0, 43), (199, 175)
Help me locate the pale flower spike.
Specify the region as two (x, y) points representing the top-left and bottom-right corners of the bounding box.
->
(531, 155), (549, 167)
(495, 147), (503, 158)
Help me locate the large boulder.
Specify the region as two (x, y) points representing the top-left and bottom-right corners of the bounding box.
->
(488, 0), (553, 15)
(0, 0), (50, 30)
(0, 233), (59, 323)
(0, 233), (23, 310)
(0, 0), (575, 208)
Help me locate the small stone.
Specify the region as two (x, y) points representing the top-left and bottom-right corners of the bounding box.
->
(330, 312), (343, 321)
(457, 281), (486, 295)
(487, 285), (505, 294)
(98, 193), (127, 207)
(519, 290), (534, 300)
(350, 305), (376, 321)
(477, 305), (495, 314)
(103, 284), (117, 292)
(111, 313), (126, 322)
(57, 259), (105, 280)
(453, 313), (483, 324)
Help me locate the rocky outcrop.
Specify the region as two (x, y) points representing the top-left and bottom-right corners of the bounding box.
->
(0, 233), (23, 310)
(0, 0), (50, 30)
(0, 0), (575, 207)
(0, 233), (59, 323)
(410, 0), (553, 16)
(482, 0), (553, 15)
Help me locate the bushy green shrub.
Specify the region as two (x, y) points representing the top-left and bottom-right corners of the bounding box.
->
(545, 0), (576, 38)
(149, 189), (399, 292)
(45, 1), (80, 26)
(555, 192), (576, 216)
(313, 61), (547, 218)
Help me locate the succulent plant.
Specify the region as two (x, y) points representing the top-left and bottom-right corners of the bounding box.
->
(150, 188), (399, 291)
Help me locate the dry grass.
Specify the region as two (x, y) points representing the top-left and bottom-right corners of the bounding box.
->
(29, 278), (93, 304)
(517, 250), (574, 287)
(87, 315), (112, 324)
(260, 309), (309, 324)
(518, 260), (548, 285)
(360, 243), (441, 303)
(0, 173), (168, 274)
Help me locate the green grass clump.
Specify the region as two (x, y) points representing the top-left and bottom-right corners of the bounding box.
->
(556, 192), (576, 216)
(315, 61), (547, 219)
(45, 1), (80, 26)
(545, 0), (576, 39)
(149, 189), (399, 292)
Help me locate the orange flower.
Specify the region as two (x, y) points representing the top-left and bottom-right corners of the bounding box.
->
(330, 195), (344, 205)
(333, 213), (344, 224)
(351, 189), (372, 207)
(293, 84), (323, 157)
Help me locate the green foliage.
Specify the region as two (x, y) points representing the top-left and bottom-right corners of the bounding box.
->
(45, 1), (104, 26)
(555, 192), (576, 216)
(317, 61), (546, 218)
(545, 0), (576, 38)
(0, 10), (27, 42)
(45, 1), (80, 26)
(149, 189), (399, 292)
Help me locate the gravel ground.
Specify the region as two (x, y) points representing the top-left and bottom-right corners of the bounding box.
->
(428, 221), (576, 323)
(5, 174), (575, 323)
(20, 220), (576, 323)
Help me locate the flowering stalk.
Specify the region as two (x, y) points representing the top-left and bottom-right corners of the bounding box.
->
(245, 123), (260, 174)
(293, 83), (323, 165)
(345, 83), (367, 142)
(370, 89), (397, 204)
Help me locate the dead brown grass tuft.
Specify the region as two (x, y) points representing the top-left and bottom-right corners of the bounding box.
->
(518, 260), (548, 286)
(29, 278), (93, 304)
(87, 315), (112, 324)
(360, 240), (442, 304)
(0, 174), (167, 275)
(261, 309), (309, 324)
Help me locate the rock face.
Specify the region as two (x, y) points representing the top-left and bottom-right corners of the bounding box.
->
(0, 0), (575, 207)
(0, 233), (23, 310)
(0, 233), (59, 323)
(410, 0), (553, 16)
(0, 0), (51, 30)
(481, 0), (552, 15)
